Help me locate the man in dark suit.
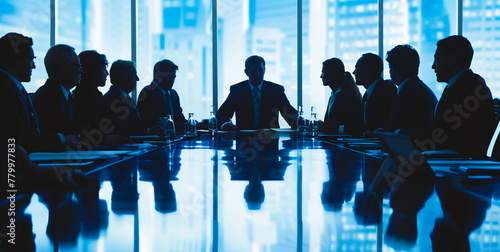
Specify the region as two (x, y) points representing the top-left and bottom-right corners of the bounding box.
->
(0, 33), (77, 152)
(72, 50), (108, 129)
(319, 58), (363, 134)
(103, 60), (147, 136)
(381, 45), (437, 132)
(137, 59), (186, 134)
(216, 55), (297, 130)
(350, 53), (396, 135)
(33, 44), (84, 135)
(414, 36), (496, 158)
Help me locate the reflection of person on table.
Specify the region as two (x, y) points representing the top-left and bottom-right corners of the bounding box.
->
(320, 145), (362, 211)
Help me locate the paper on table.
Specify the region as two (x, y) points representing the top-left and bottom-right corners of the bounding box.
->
(129, 135), (161, 139)
(270, 128), (296, 132)
(37, 161), (95, 167)
(29, 151), (129, 161)
(427, 160), (500, 166)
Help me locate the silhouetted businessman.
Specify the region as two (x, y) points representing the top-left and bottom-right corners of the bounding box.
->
(137, 59), (187, 134)
(414, 35), (495, 158)
(318, 58), (363, 133)
(33, 44), (84, 135)
(349, 53), (396, 135)
(72, 50), (108, 129)
(0, 33), (78, 152)
(103, 60), (147, 136)
(381, 45), (437, 132)
(217, 55), (297, 130)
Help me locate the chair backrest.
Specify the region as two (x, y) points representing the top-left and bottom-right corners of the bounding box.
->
(489, 98), (500, 157)
(494, 98), (500, 122)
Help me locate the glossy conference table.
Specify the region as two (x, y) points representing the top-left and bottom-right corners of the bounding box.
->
(15, 131), (500, 251)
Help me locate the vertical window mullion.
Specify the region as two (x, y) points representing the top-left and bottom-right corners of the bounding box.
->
(458, 0), (463, 35)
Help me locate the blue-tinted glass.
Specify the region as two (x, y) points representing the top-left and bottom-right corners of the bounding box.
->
(0, 0), (50, 92)
(384, 0), (457, 97)
(304, 0), (378, 119)
(218, 0), (298, 127)
(57, 0), (131, 93)
(463, 0), (500, 97)
(137, 0), (212, 123)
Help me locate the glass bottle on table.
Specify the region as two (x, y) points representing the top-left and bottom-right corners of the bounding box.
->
(297, 105), (307, 134)
(185, 113), (197, 136)
(162, 114), (176, 139)
(208, 105), (218, 137)
(310, 106), (318, 137)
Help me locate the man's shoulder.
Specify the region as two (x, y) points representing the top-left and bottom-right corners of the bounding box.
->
(0, 73), (18, 93)
(138, 82), (163, 99)
(103, 87), (120, 101)
(263, 81), (285, 92)
(33, 80), (57, 100)
(458, 70), (487, 87)
(229, 81), (249, 90)
(378, 79), (395, 89)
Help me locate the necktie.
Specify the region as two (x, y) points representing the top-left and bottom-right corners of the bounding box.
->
(362, 92), (368, 124)
(21, 88), (40, 133)
(252, 87), (260, 128)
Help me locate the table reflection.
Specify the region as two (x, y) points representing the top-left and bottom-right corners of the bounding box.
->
(1, 132), (499, 252)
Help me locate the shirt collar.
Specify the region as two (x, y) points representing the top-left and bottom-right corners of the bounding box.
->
(152, 81), (168, 96)
(365, 78), (381, 98)
(248, 80), (263, 91)
(0, 68), (24, 93)
(397, 77), (412, 94)
(331, 85), (342, 96)
(60, 84), (70, 101)
(447, 69), (468, 88)
(113, 85), (130, 98)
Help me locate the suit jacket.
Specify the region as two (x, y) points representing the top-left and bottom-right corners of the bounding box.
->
(216, 80), (297, 130)
(103, 85), (147, 136)
(415, 70), (495, 157)
(344, 79), (396, 135)
(383, 76), (437, 132)
(33, 79), (83, 135)
(0, 70), (62, 152)
(323, 86), (363, 126)
(137, 83), (186, 129)
(72, 84), (105, 129)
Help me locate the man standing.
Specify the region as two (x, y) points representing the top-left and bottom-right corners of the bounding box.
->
(137, 59), (187, 134)
(0, 33), (77, 152)
(216, 55), (297, 130)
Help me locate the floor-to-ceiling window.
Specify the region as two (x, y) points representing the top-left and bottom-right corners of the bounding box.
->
(304, 0), (379, 120)
(7, 0), (500, 118)
(136, 0), (212, 121)
(463, 0), (500, 97)
(384, 0), (457, 97)
(62, 0), (132, 94)
(217, 0), (298, 127)
(0, 0), (50, 92)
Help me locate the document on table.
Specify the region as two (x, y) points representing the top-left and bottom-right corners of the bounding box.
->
(28, 151), (130, 162)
